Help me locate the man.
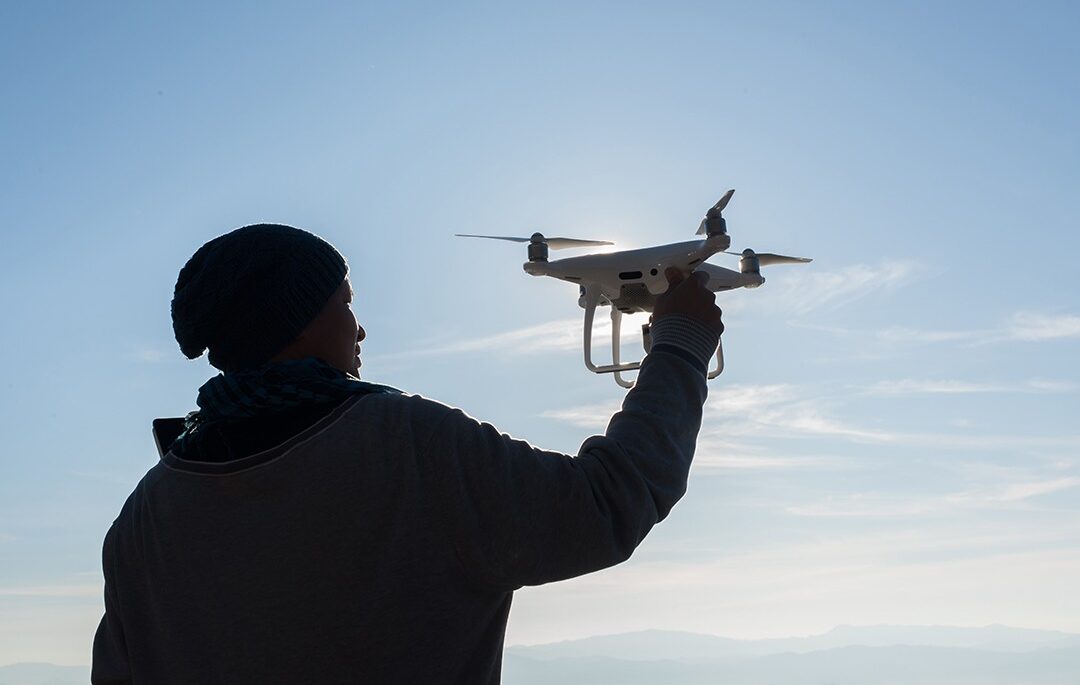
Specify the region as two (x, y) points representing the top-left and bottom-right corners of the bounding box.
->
(92, 223), (722, 684)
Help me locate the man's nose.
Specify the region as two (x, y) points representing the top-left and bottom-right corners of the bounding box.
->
(357, 326), (366, 343)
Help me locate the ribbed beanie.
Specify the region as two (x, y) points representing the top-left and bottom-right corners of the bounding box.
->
(171, 224), (349, 371)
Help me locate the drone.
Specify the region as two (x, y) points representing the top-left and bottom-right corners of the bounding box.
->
(457, 190), (811, 388)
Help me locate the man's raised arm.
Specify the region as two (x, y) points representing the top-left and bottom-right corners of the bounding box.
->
(422, 269), (722, 591)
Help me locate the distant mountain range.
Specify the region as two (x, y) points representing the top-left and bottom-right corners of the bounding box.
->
(503, 625), (1080, 685)
(5, 625), (1079, 684)
(509, 624), (1080, 662)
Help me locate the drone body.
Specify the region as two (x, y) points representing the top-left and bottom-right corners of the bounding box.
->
(457, 190), (810, 388)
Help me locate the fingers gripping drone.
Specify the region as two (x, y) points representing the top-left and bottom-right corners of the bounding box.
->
(580, 281), (726, 389)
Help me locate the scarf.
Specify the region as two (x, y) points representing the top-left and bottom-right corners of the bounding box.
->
(171, 357), (401, 457)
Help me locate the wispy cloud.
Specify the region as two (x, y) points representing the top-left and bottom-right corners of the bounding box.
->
(990, 476), (1080, 502)
(785, 494), (943, 518)
(898, 432), (1080, 450)
(874, 326), (986, 345)
(699, 384), (899, 443)
(542, 383), (898, 449)
(769, 260), (920, 314)
(540, 400), (620, 429)
(538, 388), (867, 471)
(386, 318), (581, 358)
(787, 477), (1080, 518)
(863, 378), (1078, 395)
(692, 441), (845, 472)
(540, 381), (1080, 467)
(1027, 378), (1080, 392)
(872, 311), (1080, 348)
(864, 379), (1004, 394)
(132, 346), (179, 363)
(1005, 312), (1080, 341)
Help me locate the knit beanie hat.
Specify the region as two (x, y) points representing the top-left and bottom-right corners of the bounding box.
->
(171, 224), (349, 371)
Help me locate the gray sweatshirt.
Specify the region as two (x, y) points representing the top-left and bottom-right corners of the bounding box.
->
(92, 317), (716, 684)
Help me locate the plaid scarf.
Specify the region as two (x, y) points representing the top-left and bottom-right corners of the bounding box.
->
(172, 357), (401, 456)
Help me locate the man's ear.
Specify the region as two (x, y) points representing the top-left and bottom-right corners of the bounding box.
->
(268, 334), (305, 363)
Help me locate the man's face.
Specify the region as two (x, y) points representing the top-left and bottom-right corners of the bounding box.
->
(271, 276), (366, 377)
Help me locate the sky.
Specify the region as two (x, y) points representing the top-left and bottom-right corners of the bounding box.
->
(1, 0), (1079, 668)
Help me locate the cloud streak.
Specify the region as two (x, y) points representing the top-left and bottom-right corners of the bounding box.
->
(862, 378), (1078, 395)
(507, 525), (1080, 644)
(875, 311), (1080, 347)
(697, 384), (900, 443)
(1006, 312), (1080, 341)
(786, 476), (1080, 518)
(768, 260), (920, 314)
(541, 383), (896, 444)
(540, 379), (1080, 478)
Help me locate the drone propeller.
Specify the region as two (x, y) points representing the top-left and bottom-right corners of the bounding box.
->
(712, 189), (736, 213)
(455, 233), (613, 249)
(696, 189), (736, 235)
(724, 248), (812, 266)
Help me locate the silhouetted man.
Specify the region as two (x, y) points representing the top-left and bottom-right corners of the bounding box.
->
(92, 223), (722, 684)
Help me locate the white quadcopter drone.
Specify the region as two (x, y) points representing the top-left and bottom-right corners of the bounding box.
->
(457, 190), (811, 388)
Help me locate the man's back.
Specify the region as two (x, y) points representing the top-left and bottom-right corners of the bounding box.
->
(93, 346), (708, 684)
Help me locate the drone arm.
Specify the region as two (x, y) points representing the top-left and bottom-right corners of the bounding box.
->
(684, 234), (730, 271)
(695, 263), (747, 292)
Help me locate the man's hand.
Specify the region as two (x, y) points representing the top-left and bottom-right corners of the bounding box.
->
(652, 267), (724, 336)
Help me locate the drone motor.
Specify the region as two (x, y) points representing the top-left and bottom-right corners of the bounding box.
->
(738, 248), (763, 287)
(699, 189), (735, 238)
(726, 248), (811, 288)
(527, 233), (549, 262)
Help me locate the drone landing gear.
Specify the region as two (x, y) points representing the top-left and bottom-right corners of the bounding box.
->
(582, 285), (642, 388)
(582, 284), (725, 389)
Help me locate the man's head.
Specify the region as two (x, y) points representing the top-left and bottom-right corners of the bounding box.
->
(171, 224), (365, 376)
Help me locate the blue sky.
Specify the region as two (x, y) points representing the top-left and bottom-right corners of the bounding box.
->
(1, 0), (1079, 666)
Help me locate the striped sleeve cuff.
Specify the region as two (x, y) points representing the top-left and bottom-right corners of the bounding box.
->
(649, 315), (720, 374)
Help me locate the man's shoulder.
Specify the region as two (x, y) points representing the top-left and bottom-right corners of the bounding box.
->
(102, 463), (169, 547)
(339, 390), (458, 432)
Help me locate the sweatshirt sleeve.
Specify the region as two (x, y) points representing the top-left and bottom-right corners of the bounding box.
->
(91, 526), (132, 685)
(423, 320), (713, 592)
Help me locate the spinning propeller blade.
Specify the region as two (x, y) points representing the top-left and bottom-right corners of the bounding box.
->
(724, 249), (812, 266)
(756, 253), (812, 266)
(545, 237), (615, 249)
(455, 234), (613, 249)
(455, 234), (530, 243)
